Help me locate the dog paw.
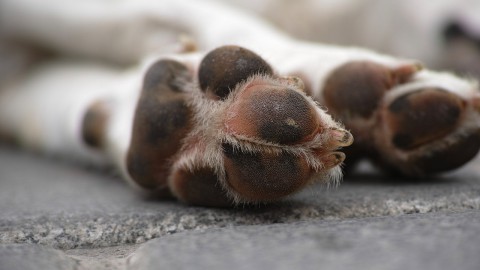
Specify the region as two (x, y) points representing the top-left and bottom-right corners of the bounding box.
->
(127, 46), (352, 206)
(322, 60), (480, 176)
(375, 74), (480, 175)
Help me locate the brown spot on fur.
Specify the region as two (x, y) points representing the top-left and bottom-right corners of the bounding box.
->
(126, 60), (193, 189)
(81, 101), (111, 148)
(387, 88), (464, 150)
(222, 143), (311, 201)
(199, 45), (273, 99)
(226, 85), (319, 144)
(170, 167), (233, 207)
(323, 61), (395, 119)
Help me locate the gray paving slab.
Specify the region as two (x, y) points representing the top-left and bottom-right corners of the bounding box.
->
(3, 211), (479, 270)
(128, 211), (480, 270)
(0, 244), (79, 270)
(1, 148), (480, 249)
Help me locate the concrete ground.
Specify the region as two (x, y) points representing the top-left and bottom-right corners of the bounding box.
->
(1, 148), (480, 270)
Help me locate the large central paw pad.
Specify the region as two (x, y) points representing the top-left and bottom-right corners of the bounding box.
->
(225, 80), (320, 145)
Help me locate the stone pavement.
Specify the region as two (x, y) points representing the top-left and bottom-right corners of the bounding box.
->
(1, 148), (480, 269)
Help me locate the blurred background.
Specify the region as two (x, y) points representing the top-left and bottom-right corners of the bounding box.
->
(224, 0), (480, 79)
(1, 0), (480, 80)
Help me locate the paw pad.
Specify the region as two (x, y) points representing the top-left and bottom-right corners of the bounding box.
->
(323, 61), (394, 119)
(198, 45), (273, 99)
(226, 84), (319, 144)
(222, 143), (311, 201)
(170, 167), (232, 207)
(323, 61), (421, 121)
(127, 60), (193, 189)
(386, 88), (464, 150)
(411, 131), (480, 174)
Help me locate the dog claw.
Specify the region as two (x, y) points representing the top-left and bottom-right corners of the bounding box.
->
(329, 128), (354, 148)
(321, 152), (346, 170)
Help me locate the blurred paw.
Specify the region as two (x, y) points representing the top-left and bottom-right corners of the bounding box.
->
(322, 61), (480, 176)
(376, 76), (480, 175)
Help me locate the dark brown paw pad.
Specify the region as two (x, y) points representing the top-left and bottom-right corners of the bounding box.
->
(377, 86), (480, 175)
(170, 167), (233, 207)
(386, 88), (465, 150)
(410, 130), (480, 174)
(126, 59), (193, 189)
(323, 61), (421, 121)
(225, 83), (320, 145)
(222, 143), (312, 201)
(198, 45), (273, 99)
